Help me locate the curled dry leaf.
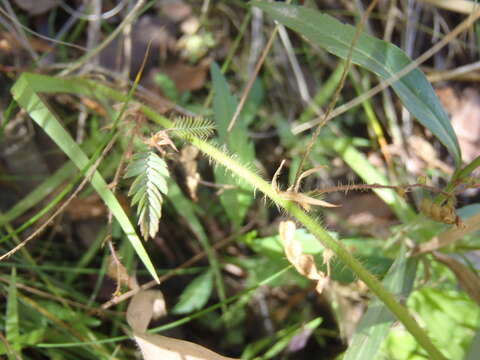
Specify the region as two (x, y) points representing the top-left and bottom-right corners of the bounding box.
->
(126, 290), (238, 360)
(279, 221), (329, 293)
(180, 145), (200, 201)
(419, 198), (458, 225)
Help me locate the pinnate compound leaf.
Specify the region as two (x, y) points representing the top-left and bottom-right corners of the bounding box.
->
(125, 151), (169, 240)
(253, 1), (461, 166)
(172, 116), (216, 140)
(10, 72), (159, 282)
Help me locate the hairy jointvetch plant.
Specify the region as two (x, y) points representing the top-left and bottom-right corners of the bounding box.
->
(125, 151), (169, 241)
(124, 116), (215, 241)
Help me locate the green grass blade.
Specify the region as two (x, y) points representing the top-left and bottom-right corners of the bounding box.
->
(13, 73), (446, 359)
(253, 1), (461, 167)
(0, 161), (76, 227)
(10, 74), (159, 283)
(211, 62), (256, 228)
(343, 246), (417, 360)
(6, 268), (21, 357)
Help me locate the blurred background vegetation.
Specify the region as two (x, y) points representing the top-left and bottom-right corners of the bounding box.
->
(0, 0), (479, 359)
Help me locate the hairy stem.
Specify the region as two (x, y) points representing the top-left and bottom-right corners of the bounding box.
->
(19, 74), (446, 360)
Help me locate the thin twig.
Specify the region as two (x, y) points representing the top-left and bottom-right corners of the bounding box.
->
(58, 0), (145, 76)
(227, 25), (278, 132)
(0, 135), (118, 261)
(101, 221), (255, 309)
(294, 5), (480, 134)
(292, 0), (380, 187)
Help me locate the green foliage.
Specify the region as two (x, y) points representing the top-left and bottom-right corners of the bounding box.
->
(6, 268), (20, 357)
(172, 270), (214, 314)
(172, 116), (216, 140)
(124, 150), (169, 241)
(344, 246), (417, 360)
(244, 229), (393, 282)
(253, 1), (461, 167)
(7, 1), (480, 355)
(211, 62), (256, 229)
(242, 317), (323, 359)
(11, 72), (159, 283)
(384, 288), (480, 360)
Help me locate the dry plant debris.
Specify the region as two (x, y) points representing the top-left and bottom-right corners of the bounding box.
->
(126, 290), (238, 360)
(279, 220), (329, 294)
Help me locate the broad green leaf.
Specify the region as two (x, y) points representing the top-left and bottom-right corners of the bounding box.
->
(171, 269), (214, 314)
(385, 288), (480, 359)
(11, 73), (159, 283)
(211, 62), (256, 228)
(167, 180), (227, 314)
(244, 229), (392, 283)
(343, 245), (417, 360)
(253, 1), (461, 166)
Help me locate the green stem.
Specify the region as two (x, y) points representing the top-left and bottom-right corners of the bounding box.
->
(18, 74), (446, 360)
(439, 155), (480, 203)
(188, 138), (446, 360)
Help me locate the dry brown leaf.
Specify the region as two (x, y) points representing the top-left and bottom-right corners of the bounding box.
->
(279, 221), (329, 293)
(162, 59), (210, 92)
(292, 165), (328, 193)
(126, 290), (238, 360)
(106, 256), (137, 292)
(279, 192), (340, 211)
(161, 0), (192, 21)
(432, 252), (480, 305)
(180, 145), (200, 201)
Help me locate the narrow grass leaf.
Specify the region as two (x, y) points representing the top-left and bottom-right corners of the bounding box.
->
(11, 74), (159, 283)
(254, 1), (461, 166)
(0, 162), (75, 227)
(343, 245), (417, 360)
(6, 268), (21, 354)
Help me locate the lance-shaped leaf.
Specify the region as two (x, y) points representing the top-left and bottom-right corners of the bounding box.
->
(253, 1), (461, 167)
